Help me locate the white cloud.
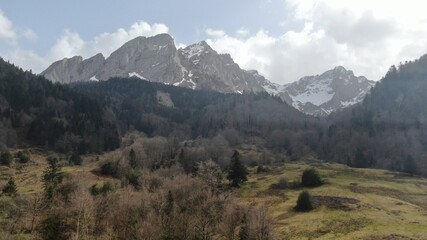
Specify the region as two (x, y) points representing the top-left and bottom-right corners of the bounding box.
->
(0, 10), (17, 43)
(236, 28), (250, 38)
(4, 1), (427, 84)
(206, 28), (226, 38)
(4, 20), (169, 73)
(0, 10), (38, 44)
(206, 0), (427, 84)
(22, 28), (37, 41)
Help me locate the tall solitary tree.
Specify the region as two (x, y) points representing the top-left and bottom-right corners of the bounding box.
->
(227, 150), (248, 188)
(42, 156), (64, 201)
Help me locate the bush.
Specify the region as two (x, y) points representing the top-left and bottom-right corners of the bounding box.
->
(295, 190), (313, 211)
(269, 177), (287, 190)
(37, 212), (72, 240)
(126, 169), (141, 189)
(58, 182), (78, 203)
(100, 161), (119, 177)
(15, 150), (30, 163)
(0, 151), (13, 166)
(256, 165), (268, 173)
(90, 181), (114, 196)
(301, 168), (323, 187)
(2, 177), (17, 196)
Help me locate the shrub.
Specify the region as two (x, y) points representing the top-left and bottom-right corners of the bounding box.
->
(58, 182), (78, 203)
(37, 212), (72, 240)
(15, 150), (30, 163)
(90, 181), (115, 196)
(301, 168), (323, 187)
(126, 169), (141, 189)
(0, 151), (13, 166)
(269, 177), (287, 190)
(256, 165), (268, 173)
(2, 177), (17, 196)
(295, 190), (313, 211)
(100, 160), (119, 177)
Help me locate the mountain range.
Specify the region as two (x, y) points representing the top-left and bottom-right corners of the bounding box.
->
(3, 46), (427, 175)
(42, 33), (375, 116)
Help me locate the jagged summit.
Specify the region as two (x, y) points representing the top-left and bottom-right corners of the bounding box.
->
(42, 34), (375, 116)
(279, 66), (375, 116)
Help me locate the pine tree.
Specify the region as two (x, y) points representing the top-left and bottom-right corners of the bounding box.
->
(227, 150), (248, 188)
(301, 168), (323, 187)
(42, 156), (64, 201)
(2, 177), (17, 196)
(295, 190), (313, 211)
(0, 151), (13, 166)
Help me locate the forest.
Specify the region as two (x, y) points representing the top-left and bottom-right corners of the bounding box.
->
(1, 55), (426, 176)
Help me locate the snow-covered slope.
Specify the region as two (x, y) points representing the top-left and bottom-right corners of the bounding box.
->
(278, 66), (375, 116)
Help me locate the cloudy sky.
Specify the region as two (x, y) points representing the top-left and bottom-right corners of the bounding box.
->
(1, 0), (427, 84)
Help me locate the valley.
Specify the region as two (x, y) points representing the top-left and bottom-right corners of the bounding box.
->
(2, 147), (427, 239)
(1, 2), (427, 238)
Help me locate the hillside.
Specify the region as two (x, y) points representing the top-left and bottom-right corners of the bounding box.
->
(0, 57), (322, 161)
(322, 55), (427, 175)
(1, 148), (426, 239)
(0, 58), (120, 153)
(239, 161), (427, 239)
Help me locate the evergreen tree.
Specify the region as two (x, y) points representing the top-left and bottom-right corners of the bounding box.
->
(227, 150), (248, 188)
(301, 168), (322, 187)
(2, 177), (17, 196)
(15, 150), (30, 163)
(0, 151), (13, 166)
(295, 190), (313, 211)
(42, 156), (64, 201)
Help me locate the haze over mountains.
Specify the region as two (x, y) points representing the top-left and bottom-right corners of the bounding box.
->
(42, 34), (375, 116)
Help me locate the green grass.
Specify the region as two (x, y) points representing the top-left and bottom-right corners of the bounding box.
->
(237, 162), (427, 240)
(2, 151), (427, 239)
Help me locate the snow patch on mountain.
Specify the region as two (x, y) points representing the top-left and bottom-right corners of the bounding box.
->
(128, 72), (146, 80)
(279, 66), (375, 116)
(182, 42), (206, 59)
(89, 75), (98, 81)
(289, 78), (335, 106)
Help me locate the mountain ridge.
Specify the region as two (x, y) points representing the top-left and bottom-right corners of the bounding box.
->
(42, 33), (375, 116)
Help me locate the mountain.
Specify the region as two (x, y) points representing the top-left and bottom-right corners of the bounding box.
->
(322, 55), (427, 174)
(278, 66), (375, 116)
(42, 34), (375, 116)
(42, 34), (275, 94)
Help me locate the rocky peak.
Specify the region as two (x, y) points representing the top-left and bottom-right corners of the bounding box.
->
(280, 66), (375, 116)
(41, 34), (374, 117)
(180, 41), (213, 60)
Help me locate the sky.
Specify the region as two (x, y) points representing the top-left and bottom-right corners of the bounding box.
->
(1, 0), (427, 84)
